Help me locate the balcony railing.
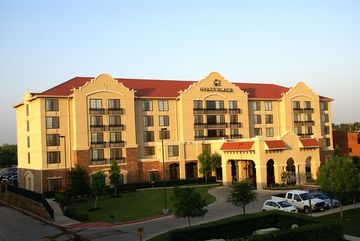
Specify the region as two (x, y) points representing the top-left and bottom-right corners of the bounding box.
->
(194, 123), (206, 129)
(108, 108), (125, 115)
(108, 124), (125, 131)
(303, 108), (314, 113)
(109, 141), (125, 147)
(89, 108), (105, 115)
(229, 108), (242, 114)
(90, 159), (108, 165)
(304, 120), (315, 125)
(230, 134), (242, 139)
(294, 121), (303, 126)
(194, 135), (228, 140)
(206, 123), (228, 128)
(90, 141), (106, 148)
(193, 108), (228, 114)
(230, 122), (242, 128)
(292, 108), (303, 113)
(90, 125), (107, 131)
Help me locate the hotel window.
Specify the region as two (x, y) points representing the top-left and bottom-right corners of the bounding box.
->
(324, 138), (331, 147)
(159, 130), (170, 139)
(46, 117), (60, 129)
(110, 132), (122, 143)
(110, 148), (122, 160)
(294, 114), (301, 122)
(304, 114), (312, 122)
(208, 129), (226, 138)
(91, 133), (104, 144)
(158, 100), (169, 111)
(322, 114), (329, 122)
(230, 128), (240, 137)
(143, 116), (154, 127)
(90, 116), (103, 127)
(27, 120), (30, 132)
(195, 130), (204, 138)
(252, 101), (260, 111)
(305, 126), (313, 135)
(254, 128), (262, 136)
(254, 115), (262, 124)
(292, 101), (301, 109)
(202, 144), (211, 153)
(26, 104), (29, 116)
(149, 171), (159, 182)
(144, 146), (155, 156)
(193, 100), (203, 109)
(266, 127), (274, 137)
(45, 99), (59, 111)
(89, 99), (102, 110)
(323, 126), (330, 135)
(109, 116), (121, 126)
(265, 115), (273, 124)
(27, 136), (30, 148)
(46, 134), (60, 146)
(230, 115), (238, 123)
(207, 115), (225, 124)
(47, 151), (61, 164)
(142, 100), (153, 111)
(229, 101), (237, 109)
(90, 149), (104, 161)
(143, 131), (154, 142)
(48, 178), (62, 192)
(159, 116), (169, 126)
(168, 145), (179, 157)
(265, 101), (272, 111)
(108, 99), (120, 110)
(294, 126), (302, 135)
(304, 101), (311, 109)
(206, 100), (224, 110)
(321, 102), (328, 111)
(194, 115), (203, 124)
(27, 152), (30, 164)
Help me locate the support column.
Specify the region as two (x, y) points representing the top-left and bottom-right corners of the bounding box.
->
(255, 165), (266, 190)
(222, 163), (232, 186)
(179, 160), (186, 179)
(274, 164), (284, 184)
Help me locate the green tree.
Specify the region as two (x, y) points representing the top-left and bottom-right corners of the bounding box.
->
(67, 164), (90, 196)
(109, 159), (121, 196)
(334, 145), (341, 157)
(317, 156), (360, 219)
(0, 144), (17, 167)
(210, 152), (221, 177)
(198, 151), (212, 183)
(173, 187), (208, 227)
(91, 170), (106, 209)
(230, 180), (257, 214)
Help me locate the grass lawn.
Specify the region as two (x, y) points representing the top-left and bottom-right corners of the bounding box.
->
(66, 185), (217, 223)
(318, 207), (360, 237)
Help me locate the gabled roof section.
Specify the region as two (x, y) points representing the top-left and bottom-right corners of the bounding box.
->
(265, 140), (286, 150)
(220, 141), (254, 151)
(236, 83), (289, 99)
(300, 138), (319, 148)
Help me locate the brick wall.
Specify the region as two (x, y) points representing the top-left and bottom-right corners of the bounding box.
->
(125, 147), (139, 183)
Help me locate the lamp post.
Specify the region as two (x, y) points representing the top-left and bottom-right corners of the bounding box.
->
(161, 128), (168, 214)
(59, 135), (67, 190)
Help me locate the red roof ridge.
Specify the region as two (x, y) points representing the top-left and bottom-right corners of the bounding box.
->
(265, 140), (286, 150)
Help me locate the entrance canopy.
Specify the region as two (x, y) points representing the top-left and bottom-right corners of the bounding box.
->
(220, 141), (254, 151)
(265, 140), (286, 150)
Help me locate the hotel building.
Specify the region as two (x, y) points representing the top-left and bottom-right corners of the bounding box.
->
(14, 72), (333, 193)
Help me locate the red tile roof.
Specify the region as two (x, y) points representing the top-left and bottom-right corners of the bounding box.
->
(300, 139), (319, 148)
(265, 140), (286, 150)
(36, 76), (332, 100)
(220, 141), (254, 151)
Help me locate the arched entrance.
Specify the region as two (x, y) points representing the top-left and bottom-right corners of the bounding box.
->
(305, 157), (312, 182)
(247, 160), (256, 187)
(24, 171), (34, 191)
(266, 159), (275, 187)
(229, 160), (237, 182)
(169, 163), (179, 179)
(186, 162), (198, 179)
(286, 158), (296, 185)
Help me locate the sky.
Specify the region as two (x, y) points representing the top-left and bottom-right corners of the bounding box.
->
(0, 0), (359, 144)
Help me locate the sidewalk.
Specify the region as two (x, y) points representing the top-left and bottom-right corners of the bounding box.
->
(46, 198), (80, 226)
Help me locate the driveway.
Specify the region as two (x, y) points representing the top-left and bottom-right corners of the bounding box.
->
(69, 186), (276, 241)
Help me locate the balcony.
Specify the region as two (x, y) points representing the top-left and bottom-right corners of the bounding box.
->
(294, 121), (304, 126)
(292, 108), (303, 113)
(114, 158), (126, 164)
(108, 124), (125, 131)
(194, 123), (206, 129)
(299, 134), (313, 138)
(108, 108), (125, 115)
(206, 123), (228, 128)
(109, 141), (125, 147)
(90, 141), (106, 148)
(230, 122), (242, 128)
(89, 108), (105, 115)
(229, 108), (242, 114)
(90, 159), (108, 165)
(193, 108), (228, 114)
(304, 120), (315, 125)
(194, 135), (228, 141)
(303, 108), (314, 113)
(90, 125), (107, 131)
(230, 134), (242, 139)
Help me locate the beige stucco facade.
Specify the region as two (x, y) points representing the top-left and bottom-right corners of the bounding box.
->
(14, 72), (333, 192)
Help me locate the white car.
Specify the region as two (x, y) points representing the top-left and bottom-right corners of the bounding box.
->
(262, 200), (298, 213)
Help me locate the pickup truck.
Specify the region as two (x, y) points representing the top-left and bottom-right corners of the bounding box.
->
(272, 190), (326, 214)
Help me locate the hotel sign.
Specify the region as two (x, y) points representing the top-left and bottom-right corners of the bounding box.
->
(200, 79), (234, 92)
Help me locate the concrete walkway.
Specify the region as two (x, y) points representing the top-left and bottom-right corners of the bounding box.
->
(46, 198), (80, 226)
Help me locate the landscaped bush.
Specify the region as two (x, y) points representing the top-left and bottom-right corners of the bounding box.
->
(54, 192), (71, 206)
(65, 206), (89, 221)
(170, 212), (343, 241)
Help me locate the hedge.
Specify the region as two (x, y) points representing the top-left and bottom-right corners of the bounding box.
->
(170, 212), (343, 241)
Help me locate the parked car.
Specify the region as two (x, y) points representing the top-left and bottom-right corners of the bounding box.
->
(272, 190), (326, 214)
(0, 167), (18, 185)
(262, 199), (298, 213)
(309, 191), (340, 208)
